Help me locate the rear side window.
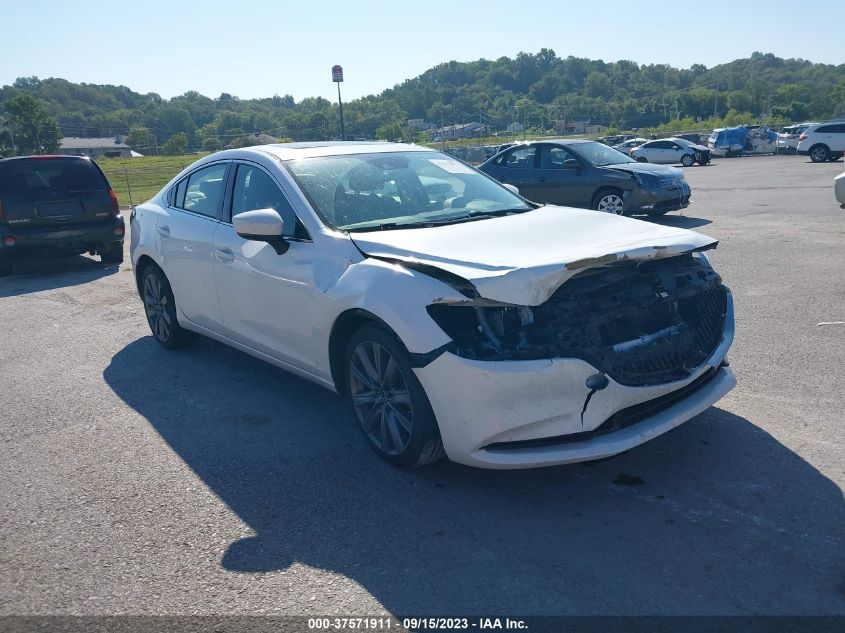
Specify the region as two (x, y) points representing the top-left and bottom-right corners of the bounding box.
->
(173, 163), (228, 218)
(0, 159), (108, 197)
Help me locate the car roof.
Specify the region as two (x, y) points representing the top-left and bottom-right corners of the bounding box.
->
(0, 155), (94, 163)
(222, 141), (434, 162)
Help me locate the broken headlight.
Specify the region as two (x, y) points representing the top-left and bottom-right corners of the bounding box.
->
(427, 302), (535, 356)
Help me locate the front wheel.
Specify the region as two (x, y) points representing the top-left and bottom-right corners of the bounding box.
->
(592, 188), (625, 215)
(636, 156), (648, 163)
(345, 325), (445, 468)
(141, 265), (196, 349)
(809, 145), (829, 163)
(681, 154), (695, 167)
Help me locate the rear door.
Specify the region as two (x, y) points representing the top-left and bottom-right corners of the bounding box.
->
(0, 157), (116, 228)
(487, 145), (541, 200)
(157, 161), (230, 330)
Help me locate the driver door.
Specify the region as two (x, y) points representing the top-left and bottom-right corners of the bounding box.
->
(211, 162), (318, 371)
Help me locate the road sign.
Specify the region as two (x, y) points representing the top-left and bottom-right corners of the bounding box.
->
(332, 65), (343, 82)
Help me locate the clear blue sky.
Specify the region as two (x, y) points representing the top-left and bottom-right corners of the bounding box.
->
(3, 0), (843, 103)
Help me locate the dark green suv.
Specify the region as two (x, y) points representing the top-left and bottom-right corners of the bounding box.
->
(0, 155), (125, 275)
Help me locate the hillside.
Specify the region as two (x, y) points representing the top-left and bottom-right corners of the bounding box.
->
(1, 51), (844, 154)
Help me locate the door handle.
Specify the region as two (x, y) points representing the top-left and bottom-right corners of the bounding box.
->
(157, 225), (170, 236)
(215, 247), (235, 262)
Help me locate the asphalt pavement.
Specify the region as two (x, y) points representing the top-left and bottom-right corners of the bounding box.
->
(1, 155), (843, 618)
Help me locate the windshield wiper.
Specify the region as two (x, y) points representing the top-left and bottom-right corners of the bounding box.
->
(345, 208), (532, 232)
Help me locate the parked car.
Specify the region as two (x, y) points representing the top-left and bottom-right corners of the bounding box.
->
(797, 122), (845, 162)
(130, 142), (735, 469)
(836, 171), (845, 208)
(611, 137), (648, 156)
(478, 139), (691, 216)
(777, 123), (817, 155)
(0, 155), (124, 276)
(631, 138), (710, 166)
(708, 125), (778, 157)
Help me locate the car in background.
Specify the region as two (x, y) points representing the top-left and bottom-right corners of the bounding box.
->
(478, 139), (691, 216)
(631, 137), (710, 166)
(130, 142), (734, 469)
(673, 133), (706, 145)
(777, 123), (817, 154)
(0, 155), (124, 276)
(797, 122), (845, 162)
(835, 171), (845, 208)
(612, 137), (648, 156)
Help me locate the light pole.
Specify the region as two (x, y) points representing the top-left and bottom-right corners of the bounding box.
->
(332, 65), (345, 141)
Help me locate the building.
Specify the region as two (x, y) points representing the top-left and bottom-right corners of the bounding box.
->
(506, 122), (524, 133)
(58, 137), (132, 159)
(428, 122), (489, 141)
(553, 119), (606, 136)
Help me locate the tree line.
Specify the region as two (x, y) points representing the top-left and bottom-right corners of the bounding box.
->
(1, 51), (843, 156)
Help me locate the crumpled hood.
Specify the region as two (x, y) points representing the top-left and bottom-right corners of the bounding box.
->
(606, 162), (682, 177)
(350, 206), (717, 305)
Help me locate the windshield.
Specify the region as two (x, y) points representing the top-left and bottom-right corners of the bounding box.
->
(570, 141), (635, 166)
(284, 151), (531, 231)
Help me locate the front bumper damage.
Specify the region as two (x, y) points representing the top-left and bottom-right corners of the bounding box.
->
(415, 254), (735, 469)
(624, 179), (691, 214)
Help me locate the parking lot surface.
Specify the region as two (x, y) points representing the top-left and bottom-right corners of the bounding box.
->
(1, 155), (843, 616)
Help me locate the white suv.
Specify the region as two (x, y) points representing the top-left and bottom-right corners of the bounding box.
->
(797, 122), (845, 162)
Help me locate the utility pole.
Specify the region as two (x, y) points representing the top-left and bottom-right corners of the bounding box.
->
(332, 65), (345, 141)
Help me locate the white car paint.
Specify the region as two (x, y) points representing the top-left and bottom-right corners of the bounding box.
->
(631, 138), (703, 165)
(130, 142), (735, 469)
(835, 171), (845, 208)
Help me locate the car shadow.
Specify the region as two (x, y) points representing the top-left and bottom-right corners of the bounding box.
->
(640, 214), (712, 229)
(104, 337), (844, 615)
(0, 254), (118, 297)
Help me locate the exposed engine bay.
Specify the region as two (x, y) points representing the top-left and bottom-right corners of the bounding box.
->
(427, 253), (728, 386)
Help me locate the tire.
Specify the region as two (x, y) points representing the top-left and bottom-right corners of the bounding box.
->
(636, 156), (648, 163)
(140, 264), (197, 349)
(681, 154), (695, 167)
(0, 256), (12, 277)
(592, 188), (625, 215)
(809, 145), (829, 163)
(100, 241), (124, 264)
(345, 325), (445, 468)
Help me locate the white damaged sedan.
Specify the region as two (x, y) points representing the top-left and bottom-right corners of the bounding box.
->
(130, 142), (735, 469)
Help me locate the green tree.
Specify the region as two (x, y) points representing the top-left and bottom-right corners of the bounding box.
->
(375, 123), (403, 141)
(126, 126), (156, 153)
(162, 132), (187, 155)
(201, 137), (221, 151)
(3, 93), (61, 155)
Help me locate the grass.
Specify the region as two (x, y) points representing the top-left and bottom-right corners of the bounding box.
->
(97, 154), (208, 207)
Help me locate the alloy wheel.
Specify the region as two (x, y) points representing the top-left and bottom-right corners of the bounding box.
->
(597, 194), (624, 215)
(348, 340), (414, 456)
(810, 146), (828, 162)
(143, 273), (172, 342)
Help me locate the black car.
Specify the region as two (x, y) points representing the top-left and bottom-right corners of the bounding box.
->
(0, 155), (124, 275)
(478, 139), (691, 216)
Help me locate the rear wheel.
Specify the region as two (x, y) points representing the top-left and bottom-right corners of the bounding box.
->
(592, 188), (625, 215)
(681, 153), (695, 167)
(809, 145), (829, 163)
(141, 265), (196, 349)
(345, 325), (445, 468)
(100, 241), (124, 264)
(636, 156), (648, 163)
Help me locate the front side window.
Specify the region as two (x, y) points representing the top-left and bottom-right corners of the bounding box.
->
(175, 163), (228, 218)
(571, 141), (635, 166)
(231, 164), (302, 238)
(538, 145), (577, 169)
(285, 151), (531, 231)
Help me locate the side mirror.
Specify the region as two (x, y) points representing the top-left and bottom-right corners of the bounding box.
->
(233, 208), (289, 255)
(502, 183), (520, 195)
(563, 159), (581, 169)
